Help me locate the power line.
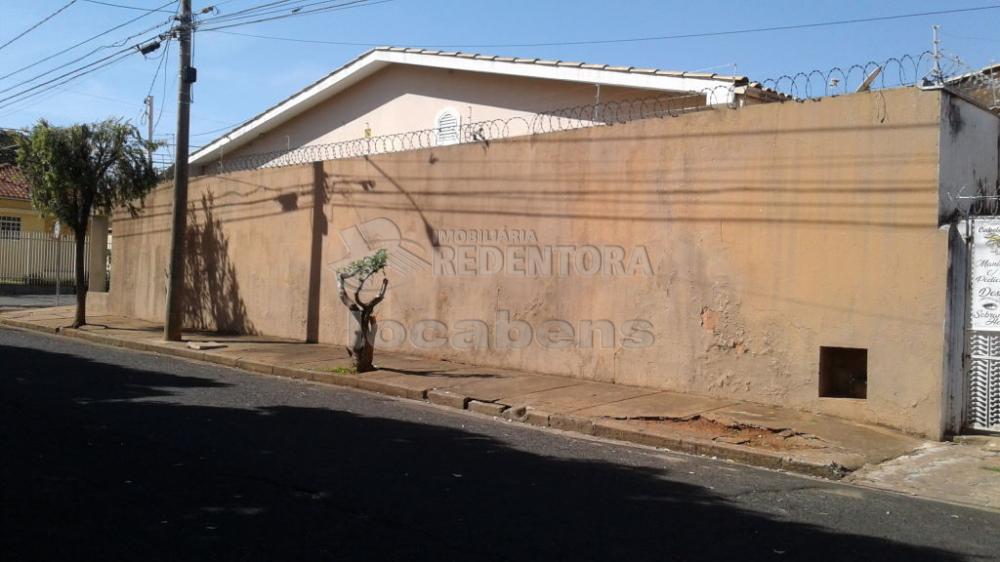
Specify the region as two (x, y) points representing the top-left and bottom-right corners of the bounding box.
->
(68, 89), (148, 107)
(209, 0), (342, 19)
(0, 51), (137, 113)
(0, 54), (140, 119)
(0, 1), (79, 52)
(202, 0), (242, 8)
(209, 28), (376, 46)
(154, 42), (176, 133)
(208, 2), (1000, 48)
(191, 119), (250, 136)
(202, 0), (308, 23)
(0, 0), (178, 82)
(197, 0), (394, 32)
(138, 36), (173, 131)
(81, 0), (177, 13)
(0, 22), (172, 96)
(199, 0), (361, 27)
(145, 38), (175, 99)
(0, 44), (145, 111)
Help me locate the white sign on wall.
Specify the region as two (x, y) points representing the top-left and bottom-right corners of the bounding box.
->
(971, 218), (1000, 331)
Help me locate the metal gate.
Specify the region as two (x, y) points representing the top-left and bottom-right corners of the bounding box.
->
(0, 231), (89, 295)
(967, 218), (1000, 432)
(968, 333), (1000, 430)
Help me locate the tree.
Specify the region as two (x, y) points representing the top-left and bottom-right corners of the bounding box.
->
(1, 129), (24, 165)
(16, 119), (158, 327)
(337, 249), (389, 372)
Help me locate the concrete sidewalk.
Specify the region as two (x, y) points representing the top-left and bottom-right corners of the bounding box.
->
(847, 436), (1000, 510)
(0, 306), (928, 480)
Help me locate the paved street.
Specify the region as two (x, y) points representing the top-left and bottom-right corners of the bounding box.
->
(0, 294), (62, 311)
(1, 327), (998, 561)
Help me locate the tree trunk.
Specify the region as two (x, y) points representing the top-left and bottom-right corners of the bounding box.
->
(73, 232), (87, 328)
(349, 309), (378, 372)
(339, 274), (388, 373)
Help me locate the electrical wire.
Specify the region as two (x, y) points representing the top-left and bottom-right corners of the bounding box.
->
(208, 29), (375, 46)
(0, 45), (145, 111)
(0, 1), (79, 52)
(201, 0), (242, 8)
(197, 0), (350, 27)
(154, 42), (177, 133)
(193, 0), (308, 29)
(0, 52), (140, 119)
(197, 0), (393, 32)
(207, 2), (1000, 48)
(0, 0), (178, 82)
(191, 119), (251, 136)
(82, 0), (177, 13)
(201, 0), (307, 23)
(0, 53), (138, 114)
(137, 37), (174, 125)
(0, 22), (173, 96)
(144, 39), (174, 100)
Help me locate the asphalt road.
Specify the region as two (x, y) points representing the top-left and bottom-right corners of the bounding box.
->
(2, 327), (998, 561)
(0, 294), (62, 311)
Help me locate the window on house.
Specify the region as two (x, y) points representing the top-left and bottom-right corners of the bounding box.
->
(435, 108), (461, 146)
(0, 216), (20, 239)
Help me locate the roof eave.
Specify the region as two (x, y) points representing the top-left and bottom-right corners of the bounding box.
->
(190, 48), (747, 165)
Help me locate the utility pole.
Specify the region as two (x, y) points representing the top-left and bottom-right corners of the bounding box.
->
(164, 0), (195, 341)
(144, 95), (154, 159)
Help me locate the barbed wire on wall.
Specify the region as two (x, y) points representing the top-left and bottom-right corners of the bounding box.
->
(197, 50), (999, 176)
(205, 91), (723, 174)
(940, 51), (1000, 111)
(755, 51), (935, 99)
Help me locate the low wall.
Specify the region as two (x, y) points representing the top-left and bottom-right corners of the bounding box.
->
(112, 87), (951, 437)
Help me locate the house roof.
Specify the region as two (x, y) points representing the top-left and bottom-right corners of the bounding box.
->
(190, 47), (752, 165)
(0, 164), (30, 201)
(947, 62), (1000, 85)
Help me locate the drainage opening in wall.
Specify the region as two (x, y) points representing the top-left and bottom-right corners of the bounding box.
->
(818, 346), (868, 399)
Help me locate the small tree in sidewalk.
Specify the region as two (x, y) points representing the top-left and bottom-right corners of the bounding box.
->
(16, 119), (158, 327)
(337, 249), (389, 372)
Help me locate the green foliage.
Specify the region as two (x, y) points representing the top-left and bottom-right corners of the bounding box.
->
(15, 119), (159, 236)
(338, 248), (388, 278)
(1, 129), (24, 165)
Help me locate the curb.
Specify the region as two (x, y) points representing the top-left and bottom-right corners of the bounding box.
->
(1, 317), (850, 479)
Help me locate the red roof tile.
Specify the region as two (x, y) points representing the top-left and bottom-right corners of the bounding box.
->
(0, 164), (30, 201)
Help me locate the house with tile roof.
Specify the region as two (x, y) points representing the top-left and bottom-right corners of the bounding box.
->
(0, 163), (109, 294)
(0, 164), (51, 238)
(190, 47), (782, 172)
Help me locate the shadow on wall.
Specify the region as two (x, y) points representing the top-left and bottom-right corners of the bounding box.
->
(0, 335), (986, 561)
(183, 192), (256, 335)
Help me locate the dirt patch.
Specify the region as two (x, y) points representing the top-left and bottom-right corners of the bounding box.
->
(614, 416), (829, 451)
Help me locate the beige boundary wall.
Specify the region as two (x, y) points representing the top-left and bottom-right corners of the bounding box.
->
(113, 87), (969, 438)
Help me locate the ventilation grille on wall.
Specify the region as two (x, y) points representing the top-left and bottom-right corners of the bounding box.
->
(436, 109), (460, 146)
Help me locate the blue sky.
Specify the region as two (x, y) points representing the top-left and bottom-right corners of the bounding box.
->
(2, 0), (1000, 159)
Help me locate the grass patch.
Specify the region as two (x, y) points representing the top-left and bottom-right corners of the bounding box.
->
(323, 366), (357, 375)
(981, 466), (1000, 474)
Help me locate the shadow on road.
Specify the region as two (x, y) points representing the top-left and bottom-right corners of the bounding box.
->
(0, 340), (971, 561)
